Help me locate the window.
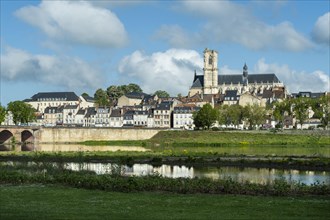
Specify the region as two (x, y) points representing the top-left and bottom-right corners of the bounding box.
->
(208, 56), (212, 65)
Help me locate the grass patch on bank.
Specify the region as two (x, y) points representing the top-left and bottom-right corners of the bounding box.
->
(149, 131), (330, 146)
(1, 184), (329, 220)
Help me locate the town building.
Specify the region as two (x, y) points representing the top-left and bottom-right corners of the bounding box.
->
(189, 48), (286, 98)
(24, 92), (80, 113)
(154, 102), (173, 128)
(173, 105), (200, 129)
(109, 109), (123, 127)
(95, 107), (110, 127)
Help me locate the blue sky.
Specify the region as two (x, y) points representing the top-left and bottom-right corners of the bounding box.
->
(1, 0), (329, 105)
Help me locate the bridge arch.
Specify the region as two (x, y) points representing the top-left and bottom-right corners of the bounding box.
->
(0, 130), (14, 144)
(21, 130), (34, 143)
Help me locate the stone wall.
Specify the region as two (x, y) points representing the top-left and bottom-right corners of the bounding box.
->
(36, 128), (161, 143)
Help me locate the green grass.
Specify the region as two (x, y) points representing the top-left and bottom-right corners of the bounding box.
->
(149, 131), (330, 146)
(0, 184), (329, 220)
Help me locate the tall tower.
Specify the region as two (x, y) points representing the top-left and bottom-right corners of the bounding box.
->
(242, 63), (248, 86)
(203, 48), (218, 94)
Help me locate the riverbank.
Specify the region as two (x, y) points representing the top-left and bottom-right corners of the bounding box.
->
(1, 185), (329, 220)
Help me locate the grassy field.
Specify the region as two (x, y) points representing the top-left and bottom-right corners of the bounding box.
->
(1, 184), (329, 220)
(148, 130), (330, 146)
(79, 131), (330, 146)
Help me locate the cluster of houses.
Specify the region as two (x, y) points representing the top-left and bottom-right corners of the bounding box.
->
(3, 89), (327, 129)
(4, 91), (200, 129)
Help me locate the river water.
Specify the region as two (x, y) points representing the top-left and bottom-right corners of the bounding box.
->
(66, 162), (329, 185)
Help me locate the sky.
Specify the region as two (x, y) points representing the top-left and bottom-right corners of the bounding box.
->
(0, 0), (329, 105)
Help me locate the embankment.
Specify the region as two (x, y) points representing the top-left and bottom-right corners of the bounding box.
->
(36, 127), (161, 143)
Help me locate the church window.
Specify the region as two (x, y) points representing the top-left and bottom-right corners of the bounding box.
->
(208, 56), (212, 65)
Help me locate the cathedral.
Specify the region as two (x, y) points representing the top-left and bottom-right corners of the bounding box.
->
(189, 48), (286, 97)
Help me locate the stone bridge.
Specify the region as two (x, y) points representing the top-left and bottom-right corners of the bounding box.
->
(0, 126), (161, 145)
(0, 126), (40, 144)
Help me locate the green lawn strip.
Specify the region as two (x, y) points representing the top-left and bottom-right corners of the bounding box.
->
(77, 131), (330, 147)
(149, 131), (330, 146)
(0, 184), (329, 220)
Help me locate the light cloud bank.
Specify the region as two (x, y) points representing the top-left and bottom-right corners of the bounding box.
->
(15, 1), (128, 47)
(312, 12), (330, 45)
(118, 49), (203, 96)
(1, 47), (103, 90)
(160, 1), (313, 51)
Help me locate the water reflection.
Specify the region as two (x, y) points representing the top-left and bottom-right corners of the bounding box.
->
(65, 162), (330, 185)
(0, 144), (149, 152)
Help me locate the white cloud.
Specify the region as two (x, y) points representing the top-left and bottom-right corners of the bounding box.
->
(254, 58), (329, 93)
(15, 1), (128, 47)
(312, 12), (330, 45)
(118, 49), (203, 96)
(163, 1), (313, 51)
(1, 47), (104, 90)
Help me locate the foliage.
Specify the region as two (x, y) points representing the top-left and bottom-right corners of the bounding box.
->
(94, 88), (110, 107)
(193, 103), (218, 129)
(7, 101), (36, 125)
(81, 92), (90, 98)
(292, 97), (311, 129)
(217, 104), (229, 126)
(154, 90), (170, 98)
(272, 99), (292, 129)
(0, 103), (6, 125)
(311, 95), (330, 129)
(243, 104), (267, 129)
(106, 83), (143, 102)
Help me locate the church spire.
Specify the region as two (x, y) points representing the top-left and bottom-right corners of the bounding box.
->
(243, 63), (248, 86)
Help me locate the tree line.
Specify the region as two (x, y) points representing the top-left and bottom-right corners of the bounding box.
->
(90, 83), (170, 107)
(193, 96), (329, 130)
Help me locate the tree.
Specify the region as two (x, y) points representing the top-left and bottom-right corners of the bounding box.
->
(94, 88), (110, 107)
(7, 101), (36, 125)
(0, 104), (6, 125)
(126, 83), (142, 93)
(311, 95), (329, 129)
(227, 104), (244, 128)
(217, 104), (229, 126)
(292, 97), (310, 130)
(272, 99), (291, 129)
(193, 103), (218, 129)
(107, 83), (143, 102)
(81, 92), (90, 98)
(243, 104), (266, 130)
(154, 90), (170, 98)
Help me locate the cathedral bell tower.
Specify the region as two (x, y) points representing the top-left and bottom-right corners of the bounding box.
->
(203, 48), (218, 94)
